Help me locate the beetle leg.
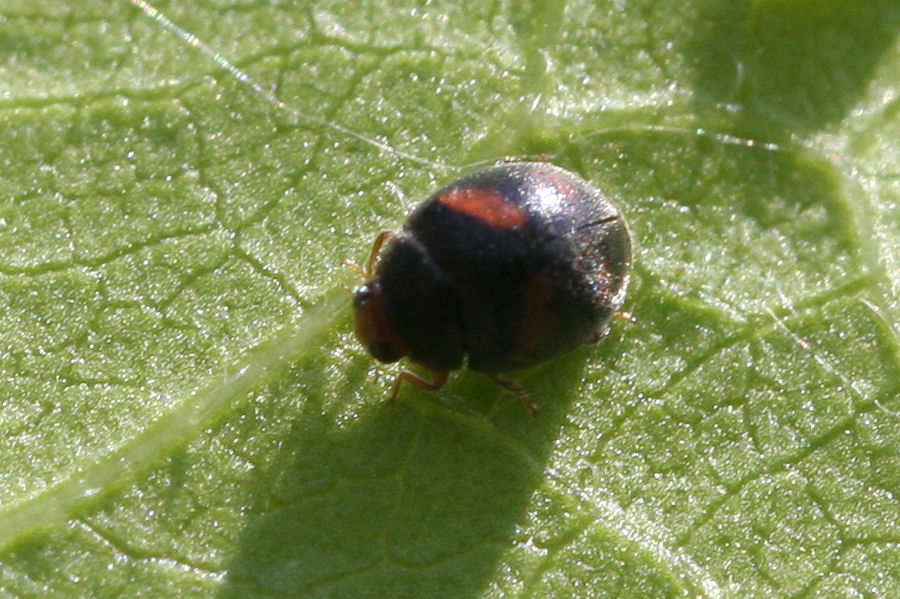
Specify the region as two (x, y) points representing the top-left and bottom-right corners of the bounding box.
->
(342, 258), (368, 279)
(588, 311), (636, 343)
(615, 311), (636, 324)
(389, 369), (449, 403)
(344, 230), (395, 279)
(485, 373), (538, 417)
(367, 231), (396, 276)
(343, 231), (396, 280)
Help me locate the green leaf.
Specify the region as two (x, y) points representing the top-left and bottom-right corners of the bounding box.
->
(1, 0), (899, 597)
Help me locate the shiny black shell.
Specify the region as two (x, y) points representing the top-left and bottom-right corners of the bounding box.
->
(355, 161), (632, 375)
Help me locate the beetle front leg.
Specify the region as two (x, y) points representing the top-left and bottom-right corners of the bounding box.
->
(389, 369), (449, 403)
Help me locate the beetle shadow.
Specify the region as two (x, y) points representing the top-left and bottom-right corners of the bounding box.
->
(687, 0), (900, 134)
(215, 345), (594, 597)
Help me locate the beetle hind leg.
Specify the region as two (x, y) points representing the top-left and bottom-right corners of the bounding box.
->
(485, 373), (538, 417)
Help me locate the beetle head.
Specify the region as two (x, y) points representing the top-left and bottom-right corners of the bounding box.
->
(353, 281), (407, 363)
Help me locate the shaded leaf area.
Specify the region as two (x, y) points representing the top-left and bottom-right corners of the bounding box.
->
(690, 0), (900, 132)
(0, 0), (898, 598)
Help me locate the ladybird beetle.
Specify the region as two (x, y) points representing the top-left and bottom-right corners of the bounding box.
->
(353, 161), (632, 414)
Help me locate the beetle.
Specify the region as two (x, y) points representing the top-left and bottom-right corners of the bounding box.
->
(353, 161), (632, 414)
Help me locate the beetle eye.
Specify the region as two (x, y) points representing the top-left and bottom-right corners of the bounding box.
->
(353, 284), (374, 308)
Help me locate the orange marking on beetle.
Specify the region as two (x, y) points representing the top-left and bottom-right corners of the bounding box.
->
(438, 187), (529, 230)
(517, 268), (556, 349)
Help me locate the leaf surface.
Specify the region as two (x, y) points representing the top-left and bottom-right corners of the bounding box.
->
(1, 1), (898, 597)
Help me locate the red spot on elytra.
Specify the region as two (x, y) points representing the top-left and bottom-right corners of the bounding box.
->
(517, 268), (555, 349)
(438, 187), (529, 230)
